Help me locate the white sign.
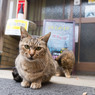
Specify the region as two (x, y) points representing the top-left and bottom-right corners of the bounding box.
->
(75, 25), (79, 43)
(74, 0), (80, 5)
(85, 5), (95, 17)
(5, 19), (29, 36)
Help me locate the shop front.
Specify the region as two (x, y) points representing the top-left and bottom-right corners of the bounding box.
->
(0, 0), (95, 73)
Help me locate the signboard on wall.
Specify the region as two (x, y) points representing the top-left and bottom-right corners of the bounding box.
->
(43, 19), (75, 59)
(5, 19), (36, 36)
(5, 19), (28, 36)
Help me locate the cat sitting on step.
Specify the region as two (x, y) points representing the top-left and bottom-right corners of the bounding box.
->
(15, 27), (57, 89)
(55, 50), (75, 78)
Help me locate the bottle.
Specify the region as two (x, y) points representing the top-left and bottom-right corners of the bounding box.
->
(18, 3), (24, 19)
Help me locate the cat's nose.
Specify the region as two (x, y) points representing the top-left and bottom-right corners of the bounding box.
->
(29, 49), (35, 57)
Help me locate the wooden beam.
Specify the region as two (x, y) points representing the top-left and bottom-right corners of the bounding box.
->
(75, 62), (95, 72)
(70, 0), (73, 20)
(73, 18), (95, 24)
(0, 0), (8, 52)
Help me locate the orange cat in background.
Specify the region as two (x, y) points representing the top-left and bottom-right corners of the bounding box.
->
(55, 50), (75, 78)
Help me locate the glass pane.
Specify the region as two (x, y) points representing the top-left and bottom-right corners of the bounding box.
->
(64, 0), (70, 19)
(80, 23), (95, 62)
(81, 0), (88, 17)
(42, 0), (64, 20)
(73, 5), (80, 18)
(27, 0), (35, 21)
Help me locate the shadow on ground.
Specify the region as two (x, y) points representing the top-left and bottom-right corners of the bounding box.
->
(0, 78), (94, 95)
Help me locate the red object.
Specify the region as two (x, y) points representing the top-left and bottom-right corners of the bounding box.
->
(17, 0), (25, 17)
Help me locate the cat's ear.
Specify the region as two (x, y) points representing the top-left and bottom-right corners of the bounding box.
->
(40, 32), (51, 43)
(20, 26), (31, 39)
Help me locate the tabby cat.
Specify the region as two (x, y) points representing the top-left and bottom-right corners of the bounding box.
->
(15, 27), (57, 89)
(55, 50), (75, 78)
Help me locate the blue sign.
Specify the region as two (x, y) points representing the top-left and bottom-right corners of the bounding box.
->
(43, 20), (75, 59)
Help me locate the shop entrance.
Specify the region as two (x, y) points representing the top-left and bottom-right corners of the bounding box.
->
(0, 0), (95, 73)
(27, 0), (95, 73)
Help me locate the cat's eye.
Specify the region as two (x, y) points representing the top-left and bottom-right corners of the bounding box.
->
(24, 45), (30, 49)
(36, 47), (41, 50)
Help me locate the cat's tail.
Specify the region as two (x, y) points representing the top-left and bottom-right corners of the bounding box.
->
(12, 67), (22, 82)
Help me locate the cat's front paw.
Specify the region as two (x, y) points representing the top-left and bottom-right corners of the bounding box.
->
(30, 82), (42, 89)
(65, 74), (71, 78)
(21, 81), (30, 88)
(64, 69), (71, 78)
(55, 73), (61, 76)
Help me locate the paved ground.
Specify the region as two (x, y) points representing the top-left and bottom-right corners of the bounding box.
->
(0, 70), (95, 95)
